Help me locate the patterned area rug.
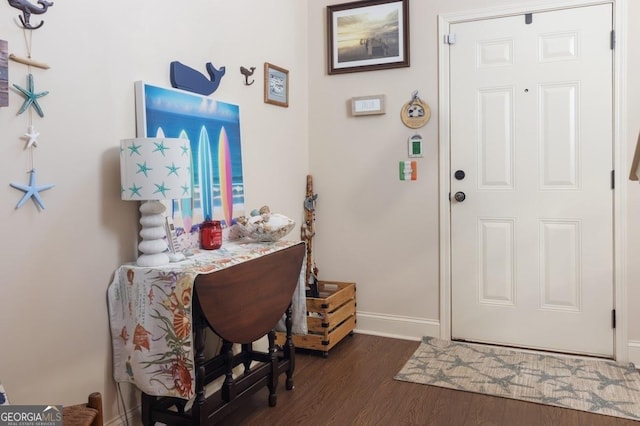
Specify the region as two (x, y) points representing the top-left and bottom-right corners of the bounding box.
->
(395, 336), (640, 421)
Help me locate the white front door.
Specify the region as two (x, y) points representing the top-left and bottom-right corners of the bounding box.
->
(450, 4), (614, 357)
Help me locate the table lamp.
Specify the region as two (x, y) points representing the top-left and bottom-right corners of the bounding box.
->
(120, 137), (192, 267)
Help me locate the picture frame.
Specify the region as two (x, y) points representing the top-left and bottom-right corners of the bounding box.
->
(327, 0), (410, 75)
(264, 62), (289, 107)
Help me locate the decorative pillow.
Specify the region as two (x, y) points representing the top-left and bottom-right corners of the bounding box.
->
(0, 381), (9, 405)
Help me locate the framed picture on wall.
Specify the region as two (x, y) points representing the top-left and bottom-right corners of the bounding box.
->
(327, 0), (410, 75)
(264, 62), (289, 107)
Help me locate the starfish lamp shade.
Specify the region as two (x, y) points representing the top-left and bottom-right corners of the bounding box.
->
(120, 138), (192, 267)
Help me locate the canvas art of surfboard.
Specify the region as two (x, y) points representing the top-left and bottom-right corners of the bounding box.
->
(178, 130), (193, 232)
(197, 125), (214, 221)
(218, 126), (233, 226)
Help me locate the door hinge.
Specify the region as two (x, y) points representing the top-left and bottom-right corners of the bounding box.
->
(611, 170), (615, 189)
(611, 30), (616, 50)
(525, 13), (533, 24)
(444, 34), (457, 45)
(612, 309), (616, 329)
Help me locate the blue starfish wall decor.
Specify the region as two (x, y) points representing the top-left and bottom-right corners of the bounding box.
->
(13, 73), (48, 117)
(10, 168), (55, 210)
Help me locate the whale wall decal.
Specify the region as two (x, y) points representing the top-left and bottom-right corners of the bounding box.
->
(7, 0), (54, 30)
(240, 66), (256, 86)
(169, 61), (226, 96)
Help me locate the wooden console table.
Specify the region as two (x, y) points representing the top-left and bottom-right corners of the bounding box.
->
(107, 240), (305, 425)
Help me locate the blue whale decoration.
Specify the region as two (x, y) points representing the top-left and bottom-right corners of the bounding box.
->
(170, 61), (226, 96)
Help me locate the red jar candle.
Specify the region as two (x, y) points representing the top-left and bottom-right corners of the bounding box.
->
(200, 220), (222, 250)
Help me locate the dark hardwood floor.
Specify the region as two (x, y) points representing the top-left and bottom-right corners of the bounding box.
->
(217, 334), (639, 425)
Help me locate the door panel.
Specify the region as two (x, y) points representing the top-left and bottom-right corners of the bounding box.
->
(478, 218), (515, 304)
(540, 83), (579, 188)
(478, 88), (514, 189)
(450, 4), (613, 357)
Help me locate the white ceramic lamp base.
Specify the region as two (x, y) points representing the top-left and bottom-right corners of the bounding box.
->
(136, 200), (169, 267)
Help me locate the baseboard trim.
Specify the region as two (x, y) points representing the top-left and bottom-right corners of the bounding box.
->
(628, 340), (640, 367)
(106, 405), (141, 426)
(355, 311), (439, 341)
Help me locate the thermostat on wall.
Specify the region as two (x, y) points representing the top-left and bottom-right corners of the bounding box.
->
(351, 94), (386, 116)
(408, 134), (423, 158)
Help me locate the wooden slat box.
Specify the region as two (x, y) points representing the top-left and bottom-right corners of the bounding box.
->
(277, 281), (356, 357)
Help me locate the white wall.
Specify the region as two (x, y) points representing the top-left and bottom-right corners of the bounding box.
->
(0, 1), (309, 423)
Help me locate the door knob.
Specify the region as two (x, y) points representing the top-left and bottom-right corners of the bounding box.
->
(454, 192), (466, 202)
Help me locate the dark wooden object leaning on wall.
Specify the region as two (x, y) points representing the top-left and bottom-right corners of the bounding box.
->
(141, 242), (305, 425)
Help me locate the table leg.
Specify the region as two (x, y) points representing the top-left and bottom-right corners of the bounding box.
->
(193, 312), (207, 423)
(241, 343), (252, 374)
(284, 303), (295, 390)
(141, 392), (154, 426)
(268, 330), (278, 406)
(221, 340), (235, 402)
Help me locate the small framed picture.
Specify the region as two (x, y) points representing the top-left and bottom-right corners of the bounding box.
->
(264, 62), (289, 108)
(327, 0), (410, 75)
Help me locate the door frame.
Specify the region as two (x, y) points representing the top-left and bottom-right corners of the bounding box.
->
(438, 0), (629, 360)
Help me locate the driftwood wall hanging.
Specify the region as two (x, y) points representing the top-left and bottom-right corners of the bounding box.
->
(301, 175), (319, 297)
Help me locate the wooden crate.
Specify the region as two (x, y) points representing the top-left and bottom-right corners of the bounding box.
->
(277, 281), (356, 357)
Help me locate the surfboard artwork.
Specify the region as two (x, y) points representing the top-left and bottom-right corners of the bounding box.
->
(178, 129), (193, 232)
(134, 81), (245, 248)
(197, 125), (214, 221)
(218, 126), (233, 226)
